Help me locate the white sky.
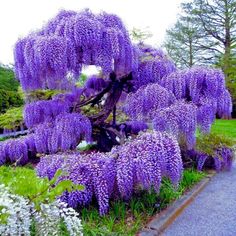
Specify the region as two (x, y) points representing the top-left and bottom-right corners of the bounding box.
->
(0, 0), (184, 65)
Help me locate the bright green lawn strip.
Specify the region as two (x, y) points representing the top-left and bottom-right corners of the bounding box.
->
(211, 119), (236, 141)
(81, 169), (205, 236)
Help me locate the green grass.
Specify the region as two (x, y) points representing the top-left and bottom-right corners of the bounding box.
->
(211, 119), (236, 141)
(81, 169), (205, 236)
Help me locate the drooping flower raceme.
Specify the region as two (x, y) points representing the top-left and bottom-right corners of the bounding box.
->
(153, 101), (197, 149)
(14, 9), (134, 91)
(0, 111), (92, 166)
(33, 112), (92, 154)
(186, 147), (235, 172)
(123, 83), (176, 120)
(37, 152), (116, 215)
(132, 44), (176, 90)
(0, 139), (29, 165)
(24, 88), (83, 129)
(36, 131), (183, 215)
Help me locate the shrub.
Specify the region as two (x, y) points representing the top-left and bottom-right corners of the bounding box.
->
(0, 89), (23, 113)
(0, 106), (23, 131)
(184, 132), (235, 171)
(0, 66), (19, 91)
(0, 166), (83, 235)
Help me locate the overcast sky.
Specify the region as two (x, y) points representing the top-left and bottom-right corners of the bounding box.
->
(0, 0), (184, 65)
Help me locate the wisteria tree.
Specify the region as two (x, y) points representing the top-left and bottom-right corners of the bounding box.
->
(0, 9), (233, 215)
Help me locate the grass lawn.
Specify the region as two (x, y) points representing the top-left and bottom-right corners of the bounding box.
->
(211, 119), (236, 141)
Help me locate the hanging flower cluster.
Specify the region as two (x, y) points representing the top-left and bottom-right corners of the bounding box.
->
(124, 66), (232, 149)
(153, 101), (197, 149)
(36, 131), (183, 215)
(161, 67), (232, 120)
(160, 70), (187, 99)
(14, 9), (134, 91)
(24, 87), (83, 128)
(0, 112), (92, 166)
(132, 44), (176, 90)
(0, 138), (29, 165)
(33, 113), (92, 154)
(123, 83), (176, 120)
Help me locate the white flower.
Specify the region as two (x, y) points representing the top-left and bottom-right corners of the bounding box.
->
(0, 184), (32, 236)
(0, 184), (83, 236)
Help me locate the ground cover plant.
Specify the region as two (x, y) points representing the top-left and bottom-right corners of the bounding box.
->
(0, 8), (234, 235)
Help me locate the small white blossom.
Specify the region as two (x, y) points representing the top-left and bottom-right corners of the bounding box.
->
(0, 184), (32, 236)
(0, 184), (83, 236)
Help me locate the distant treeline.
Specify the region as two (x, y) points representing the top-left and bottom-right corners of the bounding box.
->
(0, 66), (23, 113)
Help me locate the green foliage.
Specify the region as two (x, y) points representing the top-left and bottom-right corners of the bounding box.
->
(0, 89), (23, 113)
(25, 89), (63, 102)
(0, 106), (23, 130)
(81, 169), (205, 235)
(0, 66), (19, 91)
(77, 73), (88, 87)
(227, 81), (236, 117)
(0, 66), (24, 113)
(0, 166), (84, 209)
(196, 131), (235, 156)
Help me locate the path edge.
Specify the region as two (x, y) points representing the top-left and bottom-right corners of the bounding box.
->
(137, 172), (216, 236)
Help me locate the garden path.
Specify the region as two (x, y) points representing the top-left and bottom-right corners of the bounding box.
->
(163, 161), (236, 236)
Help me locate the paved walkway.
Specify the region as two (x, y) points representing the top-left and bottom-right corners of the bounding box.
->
(163, 161), (236, 236)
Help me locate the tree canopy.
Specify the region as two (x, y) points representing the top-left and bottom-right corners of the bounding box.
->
(0, 9), (232, 215)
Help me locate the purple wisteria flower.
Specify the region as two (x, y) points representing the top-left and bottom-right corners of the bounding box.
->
(36, 131), (183, 215)
(153, 101), (197, 149)
(14, 9), (134, 91)
(123, 83), (176, 120)
(132, 44), (176, 90)
(0, 138), (29, 166)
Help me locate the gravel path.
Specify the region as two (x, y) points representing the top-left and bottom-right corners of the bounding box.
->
(163, 161), (236, 236)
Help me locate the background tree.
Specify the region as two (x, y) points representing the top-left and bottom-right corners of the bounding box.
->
(0, 65), (23, 113)
(164, 0), (236, 116)
(190, 0), (236, 80)
(164, 11), (204, 68)
(0, 65), (20, 91)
